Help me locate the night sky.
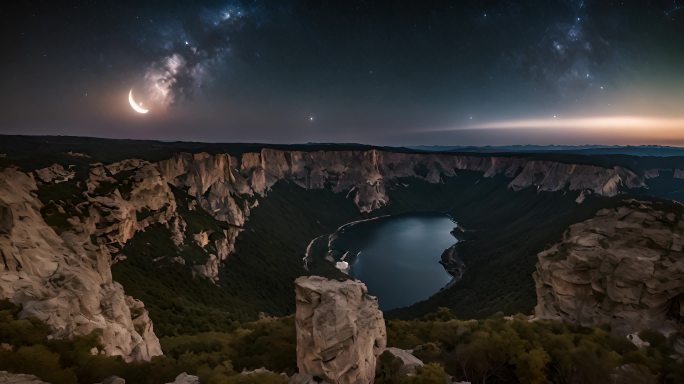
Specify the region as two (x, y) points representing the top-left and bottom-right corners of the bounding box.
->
(3, 0), (684, 145)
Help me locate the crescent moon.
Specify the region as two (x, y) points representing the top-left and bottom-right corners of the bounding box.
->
(128, 89), (149, 114)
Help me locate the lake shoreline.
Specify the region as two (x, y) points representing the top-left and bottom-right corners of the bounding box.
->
(309, 212), (460, 310)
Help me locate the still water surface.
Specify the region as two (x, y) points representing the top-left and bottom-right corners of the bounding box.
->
(344, 213), (457, 310)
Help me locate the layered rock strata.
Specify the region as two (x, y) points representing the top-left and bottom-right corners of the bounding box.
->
(534, 199), (684, 333)
(294, 276), (387, 384)
(0, 168), (162, 362)
(0, 148), (648, 361)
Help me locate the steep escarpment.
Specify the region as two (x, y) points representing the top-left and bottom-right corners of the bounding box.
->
(294, 276), (386, 384)
(0, 146), (651, 359)
(0, 168), (162, 362)
(102, 149), (644, 282)
(534, 199), (684, 333)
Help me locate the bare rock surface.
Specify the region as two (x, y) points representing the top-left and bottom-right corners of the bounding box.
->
(534, 199), (684, 333)
(294, 276), (387, 384)
(34, 163), (74, 184)
(381, 348), (425, 376)
(165, 373), (200, 384)
(0, 149), (650, 363)
(97, 376), (126, 384)
(0, 168), (162, 362)
(0, 371), (50, 384)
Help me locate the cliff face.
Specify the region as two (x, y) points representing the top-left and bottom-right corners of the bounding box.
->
(139, 149), (643, 279)
(0, 148), (647, 361)
(294, 276), (386, 384)
(0, 169), (162, 362)
(534, 199), (684, 333)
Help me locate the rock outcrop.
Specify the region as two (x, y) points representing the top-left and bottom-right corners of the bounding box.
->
(0, 168), (162, 362)
(165, 373), (200, 384)
(381, 348), (425, 376)
(534, 199), (684, 333)
(31, 150), (646, 282)
(34, 163), (75, 184)
(0, 147), (649, 362)
(294, 276), (387, 384)
(0, 371), (50, 384)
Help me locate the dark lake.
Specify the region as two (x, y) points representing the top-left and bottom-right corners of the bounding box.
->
(337, 213), (457, 310)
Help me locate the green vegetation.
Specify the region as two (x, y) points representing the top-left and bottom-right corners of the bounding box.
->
(114, 181), (358, 335)
(114, 173), (618, 334)
(0, 300), (292, 384)
(171, 185), (235, 254)
(36, 178), (88, 233)
(4, 300), (681, 383)
(12, 136), (683, 330)
(112, 224), (248, 335)
(376, 353), (449, 384)
(378, 174), (621, 319)
(385, 309), (684, 384)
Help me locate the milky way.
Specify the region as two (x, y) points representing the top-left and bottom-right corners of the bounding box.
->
(142, 2), (259, 106)
(2, 0), (684, 145)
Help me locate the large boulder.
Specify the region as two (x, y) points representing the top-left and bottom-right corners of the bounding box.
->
(0, 371), (50, 384)
(166, 373), (200, 384)
(381, 347), (424, 376)
(294, 276), (387, 384)
(534, 199), (684, 333)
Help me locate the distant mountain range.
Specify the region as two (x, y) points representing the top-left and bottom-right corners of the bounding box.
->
(407, 145), (684, 157)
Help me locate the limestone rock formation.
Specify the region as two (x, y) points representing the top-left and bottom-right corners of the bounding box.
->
(294, 276), (387, 384)
(0, 168), (162, 362)
(534, 199), (684, 333)
(34, 149), (645, 283)
(381, 348), (425, 376)
(34, 163), (75, 184)
(289, 373), (320, 384)
(97, 376), (126, 384)
(0, 371), (50, 384)
(0, 147), (651, 363)
(166, 373), (200, 384)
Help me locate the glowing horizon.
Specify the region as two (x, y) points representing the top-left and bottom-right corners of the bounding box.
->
(422, 115), (684, 144)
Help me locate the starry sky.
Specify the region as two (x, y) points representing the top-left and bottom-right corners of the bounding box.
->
(2, 0), (684, 146)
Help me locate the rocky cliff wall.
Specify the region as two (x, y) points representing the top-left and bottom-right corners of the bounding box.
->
(0, 168), (162, 362)
(294, 276), (386, 384)
(534, 199), (684, 333)
(0, 148), (648, 361)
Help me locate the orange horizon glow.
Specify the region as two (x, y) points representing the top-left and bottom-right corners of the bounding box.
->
(427, 115), (684, 143)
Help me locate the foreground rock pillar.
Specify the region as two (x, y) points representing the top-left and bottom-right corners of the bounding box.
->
(294, 276), (387, 384)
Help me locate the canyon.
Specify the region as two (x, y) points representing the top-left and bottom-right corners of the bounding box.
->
(1, 139), (683, 363)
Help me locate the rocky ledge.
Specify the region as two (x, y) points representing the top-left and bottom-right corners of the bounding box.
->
(0, 169), (162, 362)
(534, 199), (684, 333)
(0, 147), (651, 362)
(294, 276), (387, 384)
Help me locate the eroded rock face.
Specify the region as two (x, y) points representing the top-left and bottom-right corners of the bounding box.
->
(34, 163), (75, 184)
(534, 199), (684, 333)
(0, 148), (649, 362)
(166, 373), (201, 384)
(68, 149), (644, 282)
(294, 276), (387, 384)
(381, 348), (425, 376)
(0, 371), (50, 384)
(0, 168), (162, 362)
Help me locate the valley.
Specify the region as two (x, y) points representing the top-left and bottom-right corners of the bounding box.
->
(1, 136), (683, 382)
